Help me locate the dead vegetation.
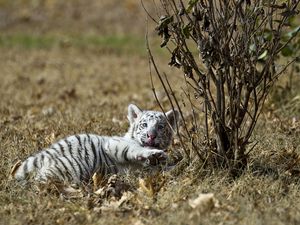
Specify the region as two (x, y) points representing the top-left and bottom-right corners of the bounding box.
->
(0, 1), (300, 225)
(147, 0), (300, 176)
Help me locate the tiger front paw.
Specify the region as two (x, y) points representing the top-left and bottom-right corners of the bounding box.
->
(137, 150), (168, 166)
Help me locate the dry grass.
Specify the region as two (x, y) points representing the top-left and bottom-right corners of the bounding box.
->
(0, 1), (300, 225)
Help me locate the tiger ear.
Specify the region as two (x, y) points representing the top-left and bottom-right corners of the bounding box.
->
(166, 109), (180, 130)
(128, 104), (142, 124)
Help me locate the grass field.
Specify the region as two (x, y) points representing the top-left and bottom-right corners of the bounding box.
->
(1, 1), (300, 225)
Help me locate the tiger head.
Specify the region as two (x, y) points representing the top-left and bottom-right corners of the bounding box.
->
(125, 104), (180, 150)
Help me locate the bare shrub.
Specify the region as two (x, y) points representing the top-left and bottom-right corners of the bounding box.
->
(144, 0), (300, 176)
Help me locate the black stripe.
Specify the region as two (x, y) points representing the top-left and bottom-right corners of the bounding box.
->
(42, 151), (66, 180)
(101, 150), (109, 167)
(122, 146), (130, 162)
(59, 139), (71, 155)
(52, 164), (67, 180)
(114, 145), (119, 160)
(44, 149), (57, 160)
(46, 169), (57, 180)
(40, 154), (45, 165)
(96, 152), (104, 176)
(89, 136), (98, 172)
(23, 161), (28, 177)
(65, 139), (83, 175)
(33, 157), (38, 168)
(107, 156), (118, 174)
(55, 157), (72, 180)
(79, 136), (92, 177)
(64, 139), (73, 154)
(64, 139), (86, 181)
(83, 136), (91, 167)
(105, 153), (117, 174)
(75, 135), (84, 159)
(101, 150), (109, 174)
(58, 142), (79, 180)
(43, 150), (58, 167)
(41, 152), (54, 168)
(102, 138), (118, 174)
(48, 146), (60, 158)
(44, 150), (68, 180)
(73, 156), (90, 181)
(57, 143), (65, 155)
(97, 138), (105, 175)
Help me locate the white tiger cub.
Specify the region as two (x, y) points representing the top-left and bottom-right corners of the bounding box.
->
(12, 104), (179, 184)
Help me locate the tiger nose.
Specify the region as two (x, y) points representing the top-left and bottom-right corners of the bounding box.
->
(147, 133), (156, 140)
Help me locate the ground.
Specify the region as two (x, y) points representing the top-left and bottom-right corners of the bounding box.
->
(0, 1), (300, 225)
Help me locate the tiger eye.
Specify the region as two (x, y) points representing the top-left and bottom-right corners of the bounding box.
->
(158, 124), (164, 130)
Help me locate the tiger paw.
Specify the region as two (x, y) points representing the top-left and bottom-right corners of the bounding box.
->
(137, 150), (168, 166)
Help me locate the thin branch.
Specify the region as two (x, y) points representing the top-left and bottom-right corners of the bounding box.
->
(141, 0), (158, 24)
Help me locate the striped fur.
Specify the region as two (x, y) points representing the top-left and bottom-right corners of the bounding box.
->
(13, 104), (179, 184)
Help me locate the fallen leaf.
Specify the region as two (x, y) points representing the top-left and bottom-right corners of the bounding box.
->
(133, 220), (145, 225)
(61, 186), (84, 199)
(138, 178), (153, 197)
(10, 160), (22, 179)
(189, 193), (219, 213)
(92, 172), (106, 191)
(93, 174), (132, 199)
(94, 187), (105, 196)
(98, 191), (134, 212)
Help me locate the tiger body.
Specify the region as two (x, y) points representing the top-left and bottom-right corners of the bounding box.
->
(13, 104), (179, 184)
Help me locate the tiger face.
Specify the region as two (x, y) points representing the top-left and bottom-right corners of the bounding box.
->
(126, 104), (180, 150)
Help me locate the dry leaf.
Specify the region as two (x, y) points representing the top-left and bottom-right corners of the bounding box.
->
(133, 220), (145, 225)
(93, 174), (132, 199)
(61, 186), (84, 199)
(138, 174), (166, 197)
(94, 187), (105, 196)
(138, 178), (153, 197)
(10, 160), (22, 179)
(92, 172), (106, 191)
(115, 191), (134, 208)
(189, 193), (219, 213)
(98, 191), (134, 212)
